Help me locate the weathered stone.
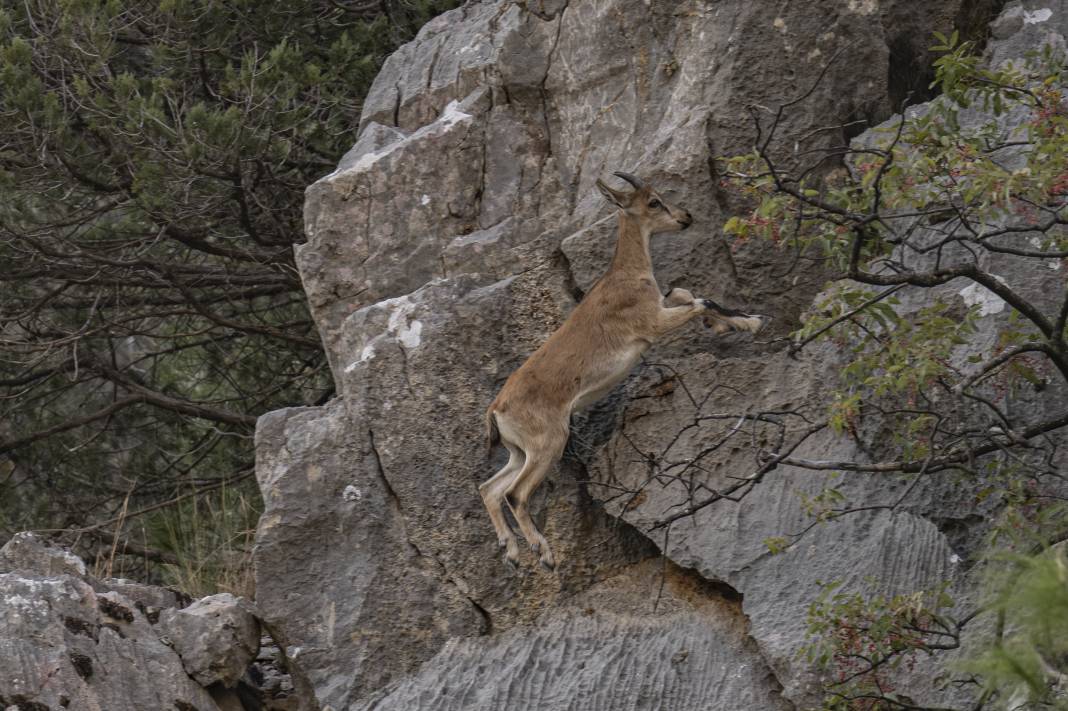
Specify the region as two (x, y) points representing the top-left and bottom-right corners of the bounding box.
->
(576, 3), (1068, 705)
(336, 122), (407, 173)
(355, 561), (790, 711)
(102, 578), (189, 622)
(254, 400), (490, 711)
(159, 593), (261, 688)
(989, 0), (1068, 67)
(0, 531), (86, 578)
(0, 572), (220, 711)
(255, 0), (1060, 709)
(0, 532), (300, 709)
(255, 275), (659, 710)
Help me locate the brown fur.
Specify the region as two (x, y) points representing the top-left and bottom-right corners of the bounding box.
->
(479, 175), (764, 570)
(485, 410), (500, 457)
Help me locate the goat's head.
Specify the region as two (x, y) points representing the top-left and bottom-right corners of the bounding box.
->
(595, 172), (693, 233)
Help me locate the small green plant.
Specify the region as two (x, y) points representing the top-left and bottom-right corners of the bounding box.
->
(965, 546), (1068, 710)
(146, 480), (262, 598)
(0, 0), (459, 591)
(803, 581), (960, 710)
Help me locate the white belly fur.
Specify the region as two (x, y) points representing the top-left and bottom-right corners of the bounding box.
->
(571, 344), (646, 411)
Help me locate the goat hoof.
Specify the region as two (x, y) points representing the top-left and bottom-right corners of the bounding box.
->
(538, 546), (555, 572)
(504, 555), (519, 571)
(530, 542), (541, 555)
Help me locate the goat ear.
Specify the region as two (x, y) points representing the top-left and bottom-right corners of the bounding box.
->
(595, 178), (631, 209)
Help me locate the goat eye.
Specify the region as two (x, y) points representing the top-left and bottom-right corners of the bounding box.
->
(648, 200), (662, 209)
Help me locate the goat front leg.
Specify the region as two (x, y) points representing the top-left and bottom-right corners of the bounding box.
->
(663, 288), (766, 335)
(702, 297), (767, 334)
(655, 288), (706, 336)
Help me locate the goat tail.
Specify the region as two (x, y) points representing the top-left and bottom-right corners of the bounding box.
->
(485, 409), (501, 458)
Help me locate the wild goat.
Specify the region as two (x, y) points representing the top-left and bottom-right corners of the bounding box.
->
(481, 173), (765, 570)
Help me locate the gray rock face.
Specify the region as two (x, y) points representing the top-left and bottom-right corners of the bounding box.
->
(355, 561), (790, 711)
(160, 593), (261, 687)
(0, 530), (87, 578)
(0, 532), (302, 709)
(0, 533), (222, 711)
(255, 0), (1065, 709)
(254, 400), (493, 709)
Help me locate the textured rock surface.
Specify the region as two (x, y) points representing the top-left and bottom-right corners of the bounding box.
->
(253, 0), (1068, 709)
(355, 561), (790, 711)
(254, 399), (494, 708)
(0, 532), (302, 710)
(160, 593), (261, 687)
(0, 533), (222, 711)
(0, 530), (88, 578)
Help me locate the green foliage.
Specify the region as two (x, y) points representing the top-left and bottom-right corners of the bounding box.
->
(763, 535), (790, 554)
(0, 0), (458, 591)
(721, 38), (1068, 468)
(147, 479), (262, 598)
(722, 32), (1068, 711)
(722, 39), (1068, 277)
(803, 580), (959, 710)
(965, 547), (1068, 709)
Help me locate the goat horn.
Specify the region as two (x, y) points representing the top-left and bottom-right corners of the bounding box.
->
(613, 172), (645, 190)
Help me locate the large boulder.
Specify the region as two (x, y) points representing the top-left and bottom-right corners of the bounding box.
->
(354, 560), (791, 711)
(160, 593), (261, 688)
(255, 0), (1060, 709)
(0, 533), (222, 711)
(0, 532), (298, 710)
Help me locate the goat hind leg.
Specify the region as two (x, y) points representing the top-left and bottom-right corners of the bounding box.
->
(479, 445), (524, 565)
(504, 449), (560, 570)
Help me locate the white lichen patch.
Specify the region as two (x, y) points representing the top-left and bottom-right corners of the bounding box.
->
(398, 319), (423, 348)
(772, 17), (786, 33)
(386, 296), (423, 349)
(1024, 8), (1053, 24)
(847, 0), (878, 15)
(344, 343), (377, 373)
(342, 485), (362, 502)
(1030, 236), (1062, 270)
(4, 593), (45, 611)
(437, 100), (472, 130)
(2, 579), (63, 622)
(959, 277), (1008, 316)
(332, 137), (406, 178)
(322, 98), (472, 182)
(346, 294), (426, 374)
(421, 194), (431, 206)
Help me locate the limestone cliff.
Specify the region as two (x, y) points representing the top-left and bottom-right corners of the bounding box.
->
(251, 1), (1068, 709)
